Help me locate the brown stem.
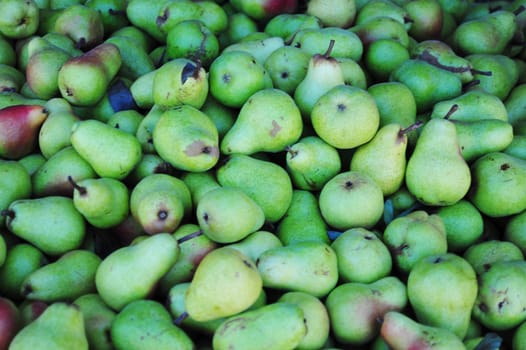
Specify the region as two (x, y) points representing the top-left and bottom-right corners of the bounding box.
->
(67, 176), (87, 196)
(399, 120), (424, 135)
(323, 39), (336, 58)
(417, 50), (471, 73)
(513, 4), (526, 16)
(177, 230), (203, 244)
(470, 68), (492, 76)
(174, 311), (189, 326)
(0, 209), (14, 219)
(444, 104), (459, 120)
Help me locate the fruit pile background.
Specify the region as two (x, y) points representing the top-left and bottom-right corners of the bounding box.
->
(0, 0), (526, 349)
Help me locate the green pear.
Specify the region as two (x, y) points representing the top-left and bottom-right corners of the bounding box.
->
(199, 94), (236, 138)
(38, 98), (80, 158)
(463, 240), (524, 275)
(2, 196), (85, 256)
(69, 176), (129, 229)
(152, 105), (219, 172)
(32, 146), (97, 197)
(350, 15), (410, 48)
(505, 83), (526, 127)
(351, 122), (422, 196)
(0, 0), (40, 39)
(95, 233), (179, 311)
(50, 4), (104, 50)
(293, 40), (345, 119)
(407, 253), (478, 339)
(472, 260), (526, 331)
(256, 241), (339, 297)
(107, 110), (144, 135)
(155, 0), (202, 35)
(70, 119), (142, 180)
(466, 53), (519, 100)
(326, 276), (408, 345)
(216, 154), (293, 223)
(0, 243), (48, 301)
(513, 320), (526, 350)
(469, 152), (526, 217)
(291, 27), (363, 60)
(355, 0), (411, 29)
(221, 88), (302, 155)
(222, 36), (284, 65)
(105, 34), (156, 81)
(311, 84), (380, 149)
(184, 246), (262, 322)
(209, 50), (271, 108)
(135, 104), (163, 153)
(0, 63), (25, 93)
(368, 81), (417, 130)
(337, 56), (369, 89)
(505, 210), (526, 255)
(0, 160), (31, 228)
(152, 58), (208, 109)
(129, 173), (191, 235)
(436, 199), (484, 253)
(430, 90), (509, 122)
(276, 189), (330, 245)
(193, 1), (228, 35)
(383, 210), (448, 274)
(111, 299), (194, 350)
(126, 154), (175, 186)
(213, 302), (307, 350)
(307, 0), (356, 27)
(285, 136), (341, 191)
(58, 42), (121, 106)
(228, 230), (283, 262)
(9, 302), (88, 350)
(220, 12), (258, 45)
(180, 170), (221, 206)
(405, 118), (471, 205)
(263, 45), (311, 95)
(277, 291), (330, 350)
(125, 0), (170, 42)
(0, 34), (15, 65)
(364, 38), (410, 82)
(20, 249), (101, 302)
(403, 0), (444, 41)
(17, 153), (45, 176)
(318, 170), (384, 230)
(331, 227), (392, 283)
(264, 13), (322, 42)
(85, 0), (129, 34)
(380, 311), (466, 350)
(73, 293), (116, 350)
(196, 186), (265, 244)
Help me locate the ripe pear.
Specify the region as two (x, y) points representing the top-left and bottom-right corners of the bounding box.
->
(70, 119), (142, 180)
(105, 34), (155, 81)
(184, 246), (262, 322)
(264, 13), (322, 42)
(263, 45), (311, 94)
(49, 4), (104, 49)
(0, 296), (21, 349)
(221, 88), (302, 155)
(95, 233), (179, 311)
(0, 160), (31, 228)
(466, 53), (519, 100)
(0, 0), (40, 39)
(405, 118), (471, 206)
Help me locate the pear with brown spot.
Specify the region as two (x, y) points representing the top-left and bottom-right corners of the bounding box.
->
(220, 88), (303, 155)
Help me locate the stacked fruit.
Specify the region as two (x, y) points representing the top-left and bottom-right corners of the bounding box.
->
(0, 0), (526, 349)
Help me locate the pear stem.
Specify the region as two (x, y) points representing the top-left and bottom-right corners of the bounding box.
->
(174, 311), (189, 326)
(177, 230), (203, 244)
(67, 176), (87, 196)
(0, 209), (14, 219)
(322, 39), (336, 59)
(470, 68), (492, 76)
(399, 120), (424, 135)
(514, 4), (526, 16)
(463, 79), (481, 92)
(443, 104), (459, 120)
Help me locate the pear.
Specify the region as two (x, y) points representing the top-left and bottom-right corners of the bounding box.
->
(32, 146), (97, 197)
(311, 84), (380, 149)
(276, 189), (330, 245)
(70, 119), (142, 180)
(2, 196), (85, 256)
(466, 53), (519, 100)
(181, 170), (221, 206)
(18, 153), (45, 176)
(318, 170), (384, 230)
(57, 42), (122, 106)
(505, 83), (526, 127)
(153, 105), (219, 173)
(228, 230), (283, 262)
(285, 136), (341, 191)
(222, 36), (284, 65)
(472, 260), (526, 331)
(38, 98), (79, 159)
(263, 45), (311, 95)
(0, 104), (48, 159)
(436, 199), (484, 253)
(73, 293), (116, 350)
(380, 311), (466, 350)
(216, 154), (293, 223)
(20, 249), (101, 302)
(291, 27), (363, 60)
(350, 15), (410, 49)
(105, 34), (156, 81)
(69, 176), (129, 229)
(368, 81), (417, 130)
(85, 0), (129, 34)
(407, 253), (478, 339)
(0, 0), (40, 39)
(184, 246), (262, 322)
(135, 104), (163, 154)
(404, 0), (444, 41)
(213, 302), (307, 350)
(469, 152), (526, 217)
(464, 240), (524, 276)
(95, 233), (179, 311)
(364, 38), (410, 82)
(383, 210), (448, 274)
(331, 227), (392, 283)
(256, 241), (339, 298)
(50, 4), (104, 50)
(351, 122), (422, 196)
(10, 302), (88, 350)
(0, 296), (21, 349)
(229, 0), (297, 20)
(209, 50), (271, 108)
(0, 160), (31, 228)
(430, 90), (509, 122)
(221, 88), (302, 155)
(107, 110), (144, 135)
(264, 13), (322, 42)
(0, 243), (48, 301)
(405, 118), (471, 206)
(155, 0), (202, 35)
(197, 186), (265, 244)
(355, 0), (412, 29)
(277, 291), (330, 350)
(325, 276), (408, 346)
(199, 94), (236, 138)
(111, 299), (194, 350)
(513, 321), (526, 350)
(125, 0), (170, 42)
(0, 63), (25, 93)
(293, 39), (345, 119)
(505, 210), (526, 255)
(307, 0), (356, 27)
(129, 173), (191, 235)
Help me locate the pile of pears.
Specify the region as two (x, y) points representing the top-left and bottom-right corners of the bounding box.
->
(1, 0), (526, 348)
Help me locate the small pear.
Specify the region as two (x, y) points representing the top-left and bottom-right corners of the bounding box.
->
(263, 45), (311, 95)
(50, 4), (104, 50)
(73, 293), (116, 350)
(463, 240), (524, 275)
(307, 0), (356, 27)
(228, 230), (283, 262)
(0, 160), (31, 228)
(38, 98), (80, 158)
(180, 170), (221, 206)
(221, 88), (303, 155)
(184, 246), (262, 322)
